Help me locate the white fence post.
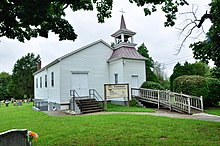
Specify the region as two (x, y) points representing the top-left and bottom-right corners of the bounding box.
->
(169, 91), (172, 111)
(187, 97), (191, 114)
(200, 96), (203, 111)
(157, 90), (160, 109)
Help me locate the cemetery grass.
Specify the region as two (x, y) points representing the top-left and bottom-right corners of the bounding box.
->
(0, 104), (220, 146)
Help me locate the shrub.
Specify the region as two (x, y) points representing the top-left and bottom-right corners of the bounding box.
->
(173, 75), (209, 106)
(141, 81), (165, 90)
(160, 80), (170, 90)
(206, 78), (220, 106)
(129, 98), (141, 107)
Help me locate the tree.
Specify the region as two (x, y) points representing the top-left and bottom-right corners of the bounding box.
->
(153, 61), (167, 81)
(138, 43), (158, 82)
(210, 66), (220, 79)
(8, 53), (40, 99)
(153, 61), (170, 89)
(170, 62), (184, 91)
(191, 62), (210, 77)
(1, 1), (217, 66)
(0, 72), (11, 100)
(178, 0), (220, 66)
(0, 0), (188, 42)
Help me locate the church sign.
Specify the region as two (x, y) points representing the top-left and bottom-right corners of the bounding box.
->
(104, 84), (130, 109)
(104, 84), (129, 99)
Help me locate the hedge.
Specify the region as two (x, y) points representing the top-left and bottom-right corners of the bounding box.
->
(173, 75), (209, 105)
(141, 81), (165, 90)
(206, 78), (220, 106)
(173, 75), (220, 107)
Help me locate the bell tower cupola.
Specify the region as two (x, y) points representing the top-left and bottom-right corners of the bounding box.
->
(111, 15), (137, 49)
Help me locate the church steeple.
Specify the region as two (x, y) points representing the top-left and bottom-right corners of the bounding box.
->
(108, 15), (146, 62)
(120, 15), (126, 29)
(111, 15), (136, 49)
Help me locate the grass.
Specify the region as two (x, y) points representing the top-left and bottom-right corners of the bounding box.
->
(106, 103), (155, 112)
(0, 103), (220, 146)
(205, 107), (220, 116)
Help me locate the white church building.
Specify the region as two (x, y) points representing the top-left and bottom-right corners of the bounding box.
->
(33, 15), (146, 111)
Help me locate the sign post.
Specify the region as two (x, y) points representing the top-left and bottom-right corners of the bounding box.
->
(104, 83), (129, 109)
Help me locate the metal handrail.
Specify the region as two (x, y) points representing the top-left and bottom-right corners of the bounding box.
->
(70, 90), (81, 113)
(89, 89), (103, 101)
(89, 89), (104, 109)
(70, 90), (80, 98)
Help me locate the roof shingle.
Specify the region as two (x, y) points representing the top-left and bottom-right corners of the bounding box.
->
(108, 47), (146, 61)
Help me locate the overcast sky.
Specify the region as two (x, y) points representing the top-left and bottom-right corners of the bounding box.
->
(0, 0), (211, 77)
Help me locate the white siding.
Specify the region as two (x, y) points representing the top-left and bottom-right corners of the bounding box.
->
(34, 63), (61, 103)
(123, 59), (146, 87)
(60, 42), (112, 103)
(34, 40), (146, 106)
(109, 59), (124, 84)
(108, 59), (145, 101)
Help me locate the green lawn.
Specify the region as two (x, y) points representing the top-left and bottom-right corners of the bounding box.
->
(0, 104), (220, 146)
(106, 103), (155, 112)
(205, 107), (220, 116)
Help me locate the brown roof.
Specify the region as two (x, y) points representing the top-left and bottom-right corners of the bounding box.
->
(108, 47), (146, 61)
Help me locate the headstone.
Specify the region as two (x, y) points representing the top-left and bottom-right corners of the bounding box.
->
(16, 101), (23, 106)
(5, 100), (9, 107)
(0, 129), (30, 146)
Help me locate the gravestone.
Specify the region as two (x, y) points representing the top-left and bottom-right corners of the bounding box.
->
(5, 100), (9, 107)
(0, 129), (30, 146)
(16, 101), (23, 106)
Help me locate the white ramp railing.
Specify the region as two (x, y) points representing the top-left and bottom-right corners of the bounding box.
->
(131, 88), (203, 114)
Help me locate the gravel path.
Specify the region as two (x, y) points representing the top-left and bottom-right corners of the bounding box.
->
(43, 109), (220, 122)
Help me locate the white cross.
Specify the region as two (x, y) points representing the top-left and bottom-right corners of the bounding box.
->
(119, 8), (125, 15)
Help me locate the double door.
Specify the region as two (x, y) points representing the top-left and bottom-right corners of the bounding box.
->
(71, 73), (88, 96)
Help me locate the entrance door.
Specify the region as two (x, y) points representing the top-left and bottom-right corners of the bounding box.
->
(71, 73), (88, 96)
(131, 75), (139, 96)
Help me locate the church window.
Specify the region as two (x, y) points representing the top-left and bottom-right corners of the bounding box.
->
(45, 75), (47, 88)
(40, 77), (42, 88)
(51, 72), (54, 87)
(36, 78), (38, 88)
(114, 73), (118, 84)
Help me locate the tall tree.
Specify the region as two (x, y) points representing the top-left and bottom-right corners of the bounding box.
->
(153, 61), (167, 81)
(0, 72), (11, 100)
(1, 1), (218, 65)
(138, 43), (158, 82)
(189, 1), (220, 66)
(191, 62), (210, 77)
(8, 53), (40, 99)
(0, 0), (188, 42)
(210, 67), (220, 79)
(153, 61), (170, 89)
(170, 62), (184, 91)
